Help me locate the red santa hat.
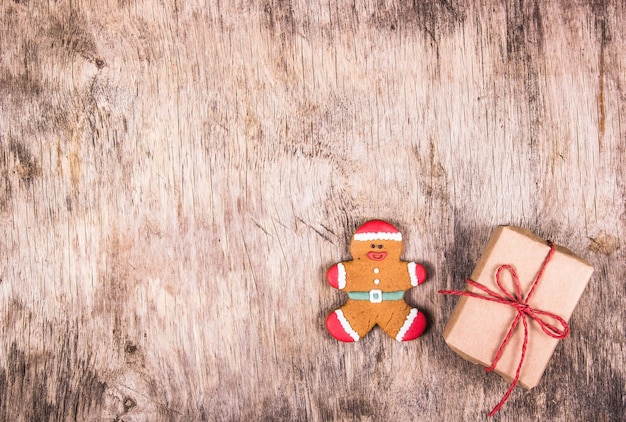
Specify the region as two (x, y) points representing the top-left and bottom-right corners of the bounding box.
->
(353, 220), (402, 242)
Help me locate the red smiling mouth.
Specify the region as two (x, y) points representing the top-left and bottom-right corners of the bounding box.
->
(367, 251), (387, 261)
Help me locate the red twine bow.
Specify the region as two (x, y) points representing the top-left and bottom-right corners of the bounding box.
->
(439, 243), (569, 416)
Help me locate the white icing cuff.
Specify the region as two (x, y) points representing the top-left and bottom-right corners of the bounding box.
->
(396, 309), (418, 342)
(408, 262), (419, 286)
(337, 263), (346, 290)
(336, 310), (360, 341)
(353, 232), (402, 242)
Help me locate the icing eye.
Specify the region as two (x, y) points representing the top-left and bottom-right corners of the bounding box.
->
(371, 244), (376, 249)
(378, 244), (383, 249)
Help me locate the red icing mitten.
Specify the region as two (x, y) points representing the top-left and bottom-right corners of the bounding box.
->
(326, 264), (343, 289)
(325, 220), (428, 342)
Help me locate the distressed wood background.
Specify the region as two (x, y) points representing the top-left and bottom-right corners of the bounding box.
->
(1, 1), (624, 420)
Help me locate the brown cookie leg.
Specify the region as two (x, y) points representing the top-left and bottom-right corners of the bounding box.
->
(376, 302), (427, 341)
(375, 301), (412, 340)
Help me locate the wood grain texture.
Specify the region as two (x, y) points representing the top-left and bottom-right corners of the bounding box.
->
(0, 1), (624, 420)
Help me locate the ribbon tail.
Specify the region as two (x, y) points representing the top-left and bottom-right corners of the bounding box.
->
(485, 314), (521, 373)
(488, 376), (519, 417)
(488, 316), (530, 417)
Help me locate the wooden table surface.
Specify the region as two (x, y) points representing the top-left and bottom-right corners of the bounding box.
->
(1, 1), (624, 420)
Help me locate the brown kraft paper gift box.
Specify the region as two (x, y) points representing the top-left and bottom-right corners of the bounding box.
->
(443, 225), (594, 389)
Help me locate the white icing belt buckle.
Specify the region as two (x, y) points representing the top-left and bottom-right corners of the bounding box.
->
(369, 289), (383, 303)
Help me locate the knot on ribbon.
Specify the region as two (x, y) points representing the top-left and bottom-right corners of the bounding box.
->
(439, 242), (569, 416)
(516, 303), (529, 312)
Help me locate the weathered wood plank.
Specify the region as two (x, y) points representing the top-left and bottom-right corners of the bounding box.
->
(1, 1), (624, 420)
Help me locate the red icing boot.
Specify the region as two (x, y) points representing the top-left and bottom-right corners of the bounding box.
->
(397, 310), (427, 342)
(326, 311), (359, 342)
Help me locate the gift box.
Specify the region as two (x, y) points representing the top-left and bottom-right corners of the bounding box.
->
(442, 226), (593, 392)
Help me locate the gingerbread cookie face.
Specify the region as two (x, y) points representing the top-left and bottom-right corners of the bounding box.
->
(350, 238), (402, 263)
(326, 220), (428, 342)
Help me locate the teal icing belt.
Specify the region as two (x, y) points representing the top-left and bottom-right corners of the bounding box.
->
(347, 290), (405, 301)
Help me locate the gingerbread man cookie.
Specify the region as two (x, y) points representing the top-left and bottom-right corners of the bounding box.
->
(326, 220), (428, 342)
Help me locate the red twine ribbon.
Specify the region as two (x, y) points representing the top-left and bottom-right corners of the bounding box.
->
(439, 243), (569, 416)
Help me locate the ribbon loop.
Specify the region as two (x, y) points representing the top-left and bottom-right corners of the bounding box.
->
(439, 242), (569, 417)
